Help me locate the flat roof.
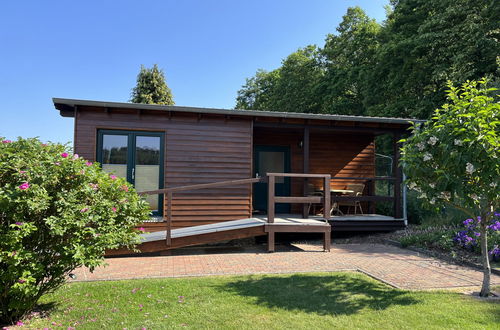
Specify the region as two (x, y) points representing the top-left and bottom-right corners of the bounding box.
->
(53, 97), (422, 125)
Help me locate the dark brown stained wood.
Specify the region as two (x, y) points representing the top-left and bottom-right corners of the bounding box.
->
(75, 108), (252, 228)
(105, 225), (266, 256)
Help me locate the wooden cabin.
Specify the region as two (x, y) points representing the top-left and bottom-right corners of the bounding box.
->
(54, 98), (416, 254)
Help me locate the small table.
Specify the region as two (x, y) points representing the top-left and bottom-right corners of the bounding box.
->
(322, 189), (355, 215)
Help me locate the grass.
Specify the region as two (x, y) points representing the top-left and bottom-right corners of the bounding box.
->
(16, 272), (500, 329)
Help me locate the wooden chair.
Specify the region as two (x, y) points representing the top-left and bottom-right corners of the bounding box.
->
(337, 183), (365, 215)
(306, 183), (324, 215)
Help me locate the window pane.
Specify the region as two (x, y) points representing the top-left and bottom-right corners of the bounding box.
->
(101, 135), (128, 178)
(259, 151), (285, 183)
(135, 136), (161, 212)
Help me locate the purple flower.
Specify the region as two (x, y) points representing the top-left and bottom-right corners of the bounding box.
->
(80, 207), (89, 213)
(61, 152), (69, 158)
(18, 182), (30, 190)
(15, 222), (23, 226)
(488, 221), (500, 231)
(18, 279), (26, 284)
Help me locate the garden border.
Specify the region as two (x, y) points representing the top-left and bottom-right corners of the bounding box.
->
(384, 239), (500, 276)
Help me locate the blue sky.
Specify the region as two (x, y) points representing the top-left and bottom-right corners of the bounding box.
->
(0, 0), (388, 144)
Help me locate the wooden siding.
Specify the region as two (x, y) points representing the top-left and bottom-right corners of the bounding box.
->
(75, 108), (252, 228)
(253, 128), (375, 213)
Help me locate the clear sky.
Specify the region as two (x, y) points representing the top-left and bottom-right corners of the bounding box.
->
(0, 0), (388, 144)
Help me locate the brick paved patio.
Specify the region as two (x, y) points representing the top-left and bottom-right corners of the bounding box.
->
(72, 243), (500, 290)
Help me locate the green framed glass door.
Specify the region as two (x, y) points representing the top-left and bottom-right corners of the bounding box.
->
(97, 130), (164, 216)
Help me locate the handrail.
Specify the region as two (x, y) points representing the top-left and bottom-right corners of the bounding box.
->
(267, 173), (331, 223)
(139, 177), (264, 195)
(138, 176), (263, 246)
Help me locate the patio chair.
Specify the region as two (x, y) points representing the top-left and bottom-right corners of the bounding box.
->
(306, 183), (324, 215)
(337, 183), (365, 215)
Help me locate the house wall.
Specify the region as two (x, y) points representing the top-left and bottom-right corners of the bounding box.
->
(75, 107), (253, 229)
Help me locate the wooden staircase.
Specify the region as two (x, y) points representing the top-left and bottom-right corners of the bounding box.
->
(106, 174), (332, 257)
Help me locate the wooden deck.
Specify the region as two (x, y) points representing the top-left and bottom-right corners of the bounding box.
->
(106, 216), (330, 256)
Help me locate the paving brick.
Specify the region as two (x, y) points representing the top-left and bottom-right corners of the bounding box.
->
(72, 243), (500, 290)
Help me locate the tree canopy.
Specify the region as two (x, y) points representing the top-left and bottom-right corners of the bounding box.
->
(235, 1), (499, 120)
(130, 64), (174, 105)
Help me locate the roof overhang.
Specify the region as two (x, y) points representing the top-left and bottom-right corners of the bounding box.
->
(53, 97), (424, 126)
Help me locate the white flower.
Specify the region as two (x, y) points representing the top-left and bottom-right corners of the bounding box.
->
(416, 142), (425, 151)
(470, 194), (479, 201)
(408, 182), (417, 190)
(490, 182), (497, 188)
(423, 153), (433, 161)
(454, 139), (463, 146)
(465, 162), (475, 174)
(440, 191), (451, 200)
(429, 183), (436, 189)
(428, 136), (438, 146)
(418, 193), (427, 199)
(429, 198), (436, 205)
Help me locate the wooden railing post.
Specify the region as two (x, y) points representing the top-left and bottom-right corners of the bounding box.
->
(166, 192), (172, 246)
(323, 175), (331, 221)
(267, 174), (275, 223)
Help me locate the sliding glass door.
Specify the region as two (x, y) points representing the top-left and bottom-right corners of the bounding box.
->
(97, 130), (164, 216)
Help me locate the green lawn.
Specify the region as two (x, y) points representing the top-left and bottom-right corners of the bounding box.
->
(19, 272), (499, 329)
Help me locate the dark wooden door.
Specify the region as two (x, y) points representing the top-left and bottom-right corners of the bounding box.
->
(253, 145), (291, 214)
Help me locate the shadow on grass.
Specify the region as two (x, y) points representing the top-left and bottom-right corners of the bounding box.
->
(222, 273), (419, 316)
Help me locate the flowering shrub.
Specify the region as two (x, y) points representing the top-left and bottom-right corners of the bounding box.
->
(0, 138), (151, 324)
(453, 214), (500, 255)
(400, 79), (499, 297)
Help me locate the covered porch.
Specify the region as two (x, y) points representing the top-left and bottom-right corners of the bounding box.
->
(251, 120), (407, 230)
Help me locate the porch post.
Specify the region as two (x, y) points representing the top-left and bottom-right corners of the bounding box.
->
(302, 126), (310, 218)
(393, 133), (403, 218)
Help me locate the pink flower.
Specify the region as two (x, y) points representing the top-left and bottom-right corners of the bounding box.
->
(15, 321), (24, 326)
(41, 143), (47, 147)
(110, 175), (117, 180)
(80, 207), (89, 213)
(19, 182), (30, 190)
(121, 185), (129, 192)
(73, 154), (79, 159)
(89, 183), (99, 190)
(18, 279), (26, 284)
(112, 207), (117, 212)
(54, 162), (61, 166)
(138, 227), (146, 232)
(86, 161), (93, 166)
(19, 170), (26, 174)
(11, 251), (16, 257)
(61, 152), (68, 158)
(2, 139), (12, 143)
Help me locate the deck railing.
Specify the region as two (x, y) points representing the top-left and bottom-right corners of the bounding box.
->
(139, 177), (263, 245)
(266, 173), (331, 223)
(139, 173), (402, 246)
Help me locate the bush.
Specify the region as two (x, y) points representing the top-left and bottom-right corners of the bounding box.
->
(0, 138), (151, 324)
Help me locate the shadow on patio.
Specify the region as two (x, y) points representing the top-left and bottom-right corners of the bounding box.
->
(221, 272), (419, 316)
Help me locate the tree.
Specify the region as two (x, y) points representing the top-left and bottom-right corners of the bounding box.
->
(0, 138), (151, 324)
(400, 79), (499, 296)
(235, 46), (323, 113)
(130, 64), (174, 105)
(365, 0), (499, 119)
(320, 6), (381, 116)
